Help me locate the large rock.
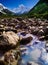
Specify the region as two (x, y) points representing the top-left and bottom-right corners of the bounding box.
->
(2, 31), (19, 46)
(0, 31), (19, 50)
(19, 33), (33, 45)
(20, 36), (32, 45)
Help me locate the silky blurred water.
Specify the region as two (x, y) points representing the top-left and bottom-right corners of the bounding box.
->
(18, 33), (48, 65)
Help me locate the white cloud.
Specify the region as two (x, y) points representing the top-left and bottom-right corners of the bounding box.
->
(13, 4), (30, 14)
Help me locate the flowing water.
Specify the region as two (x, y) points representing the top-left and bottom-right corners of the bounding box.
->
(18, 33), (48, 65)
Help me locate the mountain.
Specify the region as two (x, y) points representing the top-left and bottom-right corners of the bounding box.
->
(0, 3), (15, 16)
(0, 3), (29, 16)
(13, 4), (30, 14)
(27, 0), (48, 19)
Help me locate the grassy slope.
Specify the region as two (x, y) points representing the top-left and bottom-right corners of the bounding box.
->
(26, 0), (48, 19)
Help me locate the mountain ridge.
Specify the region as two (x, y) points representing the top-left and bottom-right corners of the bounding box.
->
(25, 0), (48, 19)
(0, 3), (16, 16)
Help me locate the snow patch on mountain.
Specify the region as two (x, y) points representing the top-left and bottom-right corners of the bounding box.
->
(13, 4), (30, 14)
(0, 3), (7, 14)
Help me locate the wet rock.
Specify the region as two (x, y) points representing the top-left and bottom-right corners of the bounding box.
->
(31, 29), (39, 35)
(20, 31), (27, 36)
(38, 36), (45, 41)
(27, 62), (31, 65)
(45, 41), (48, 52)
(15, 25), (20, 29)
(20, 36), (33, 45)
(37, 29), (44, 36)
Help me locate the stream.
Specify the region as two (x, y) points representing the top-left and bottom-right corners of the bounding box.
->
(18, 33), (48, 65)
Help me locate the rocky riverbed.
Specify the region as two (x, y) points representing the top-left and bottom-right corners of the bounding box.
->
(0, 17), (48, 65)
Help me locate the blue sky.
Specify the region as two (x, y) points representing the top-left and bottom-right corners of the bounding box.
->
(0, 0), (39, 13)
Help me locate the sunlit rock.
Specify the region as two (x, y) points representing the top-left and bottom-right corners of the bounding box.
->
(3, 31), (19, 46)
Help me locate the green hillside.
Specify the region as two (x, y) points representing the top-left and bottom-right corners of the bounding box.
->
(27, 0), (48, 19)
